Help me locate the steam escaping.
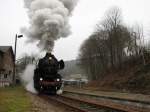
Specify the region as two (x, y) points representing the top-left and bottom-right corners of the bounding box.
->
(21, 64), (37, 94)
(22, 0), (78, 51)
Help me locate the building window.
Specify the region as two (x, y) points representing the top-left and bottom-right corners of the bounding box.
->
(9, 71), (11, 75)
(4, 74), (7, 78)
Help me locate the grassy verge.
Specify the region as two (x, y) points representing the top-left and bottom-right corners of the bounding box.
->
(0, 86), (32, 112)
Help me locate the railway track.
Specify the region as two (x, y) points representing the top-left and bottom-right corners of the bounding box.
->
(41, 94), (123, 112)
(61, 90), (150, 112)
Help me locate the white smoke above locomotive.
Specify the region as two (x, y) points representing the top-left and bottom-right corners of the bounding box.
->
(22, 0), (78, 51)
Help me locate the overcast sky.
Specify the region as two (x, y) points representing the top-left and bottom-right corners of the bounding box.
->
(0, 0), (150, 61)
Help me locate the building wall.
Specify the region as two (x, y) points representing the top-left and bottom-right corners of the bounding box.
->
(3, 49), (14, 74)
(0, 74), (11, 87)
(0, 53), (4, 69)
(0, 48), (14, 87)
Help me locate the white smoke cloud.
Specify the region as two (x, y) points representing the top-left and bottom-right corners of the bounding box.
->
(21, 64), (37, 94)
(22, 0), (78, 51)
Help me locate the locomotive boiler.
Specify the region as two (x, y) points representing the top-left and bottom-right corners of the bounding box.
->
(33, 52), (64, 94)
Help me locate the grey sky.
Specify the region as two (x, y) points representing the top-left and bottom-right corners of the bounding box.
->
(0, 0), (150, 61)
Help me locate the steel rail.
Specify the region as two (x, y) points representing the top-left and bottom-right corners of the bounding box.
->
(41, 95), (124, 112)
(62, 91), (150, 112)
(63, 90), (150, 105)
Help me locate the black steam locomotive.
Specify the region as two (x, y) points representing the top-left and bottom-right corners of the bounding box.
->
(33, 53), (64, 94)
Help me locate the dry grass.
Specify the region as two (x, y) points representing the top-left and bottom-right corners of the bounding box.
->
(0, 86), (31, 112)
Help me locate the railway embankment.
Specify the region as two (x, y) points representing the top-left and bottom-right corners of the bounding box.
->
(77, 60), (150, 94)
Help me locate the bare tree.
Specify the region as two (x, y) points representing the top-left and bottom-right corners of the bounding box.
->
(16, 53), (39, 73)
(78, 7), (134, 80)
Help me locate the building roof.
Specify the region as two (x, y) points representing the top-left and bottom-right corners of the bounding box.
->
(0, 46), (14, 61)
(0, 46), (12, 52)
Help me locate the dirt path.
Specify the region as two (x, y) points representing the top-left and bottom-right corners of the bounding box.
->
(27, 93), (73, 112)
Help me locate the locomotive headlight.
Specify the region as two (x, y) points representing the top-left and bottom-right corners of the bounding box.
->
(56, 79), (60, 81)
(40, 78), (43, 81)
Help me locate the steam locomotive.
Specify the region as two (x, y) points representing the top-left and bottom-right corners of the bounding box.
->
(33, 53), (64, 94)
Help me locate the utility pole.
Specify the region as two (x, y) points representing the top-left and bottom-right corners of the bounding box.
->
(13, 34), (23, 84)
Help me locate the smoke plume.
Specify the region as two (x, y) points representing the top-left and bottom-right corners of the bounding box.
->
(21, 64), (37, 94)
(22, 0), (78, 51)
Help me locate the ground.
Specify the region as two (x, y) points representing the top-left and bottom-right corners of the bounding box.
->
(0, 86), (31, 112)
(28, 93), (73, 112)
(0, 86), (70, 112)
